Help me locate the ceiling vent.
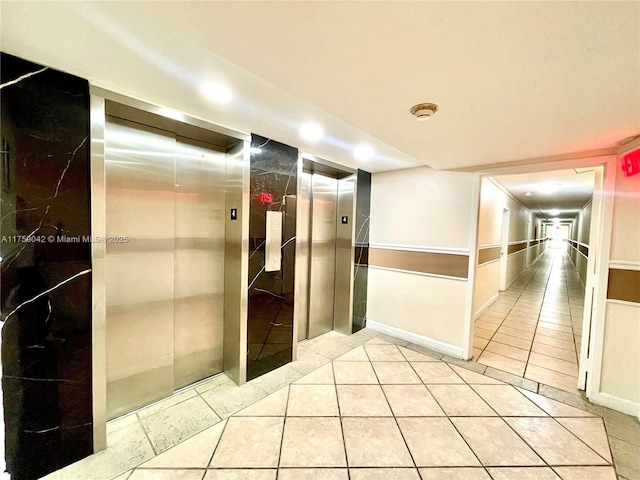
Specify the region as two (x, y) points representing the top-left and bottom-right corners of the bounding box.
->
(410, 103), (438, 121)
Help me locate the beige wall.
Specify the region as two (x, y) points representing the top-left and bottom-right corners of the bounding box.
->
(568, 198), (592, 285)
(474, 178), (544, 316)
(368, 167), (474, 356)
(599, 158), (640, 413)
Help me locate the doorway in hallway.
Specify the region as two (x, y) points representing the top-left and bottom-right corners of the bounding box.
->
(473, 250), (584, 393)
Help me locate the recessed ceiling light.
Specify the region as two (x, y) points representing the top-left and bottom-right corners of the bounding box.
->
(410, 103), (438, 121)
(538, 183), (562, 194)
(549, 209), (560, 216)
(553, 218), (560, 224)
(202, 84), (232, 103)
(354, 145), (374, 160)
(524, 192), (532, 197)
(300, 123), (323, 142)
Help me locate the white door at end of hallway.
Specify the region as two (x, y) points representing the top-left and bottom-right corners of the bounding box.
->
(499, 208), (510, 291)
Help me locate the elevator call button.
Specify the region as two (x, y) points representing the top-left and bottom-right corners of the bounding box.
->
(342, 216), (349, 224)
(230, 208), (237, 220)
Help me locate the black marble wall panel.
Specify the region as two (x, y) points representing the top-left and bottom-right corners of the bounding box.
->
(353, 169), (371, 333)
(0, 53), (92, 479)
(247, 135), (297, 380)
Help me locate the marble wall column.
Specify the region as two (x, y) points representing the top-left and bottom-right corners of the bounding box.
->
(353, 169), (371, 333)
(0, 53), (93, 479)
(247, 135), (298, 380)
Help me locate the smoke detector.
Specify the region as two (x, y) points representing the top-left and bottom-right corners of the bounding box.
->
(410, 103), (438, 121)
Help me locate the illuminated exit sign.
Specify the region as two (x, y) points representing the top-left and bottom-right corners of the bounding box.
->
(260, 192), (273, 203)
(620, 149), (640, 178)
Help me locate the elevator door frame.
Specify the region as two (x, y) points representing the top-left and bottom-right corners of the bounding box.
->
(294, 156), (356, 345)
(90, 88), (250, 451)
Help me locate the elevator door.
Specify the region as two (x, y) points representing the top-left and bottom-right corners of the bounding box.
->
(105, 115), (227, 418)
(307, 174), (338, 338)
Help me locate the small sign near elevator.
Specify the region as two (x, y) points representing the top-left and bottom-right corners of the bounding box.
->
(341, 216), (349, 224)
(620, 148), (640, 178)
(230, 208), (237, 220)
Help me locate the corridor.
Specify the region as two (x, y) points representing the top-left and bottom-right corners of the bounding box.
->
(474, 250), (584, 393)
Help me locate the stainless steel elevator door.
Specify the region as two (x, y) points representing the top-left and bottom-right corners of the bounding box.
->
(307, 174), (338, 338)
(174, 136), (226, 389)
(105, 117), (176, 419)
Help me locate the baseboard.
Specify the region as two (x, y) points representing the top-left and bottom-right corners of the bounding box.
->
(474, 293), (499, 319)
(366, 320), (464, 359)
(589, 391), (640, 418)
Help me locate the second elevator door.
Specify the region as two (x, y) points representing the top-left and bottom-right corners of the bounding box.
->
(307, 174), (338, 338)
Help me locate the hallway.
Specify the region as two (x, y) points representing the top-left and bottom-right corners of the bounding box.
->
(473, 250), (584, 393)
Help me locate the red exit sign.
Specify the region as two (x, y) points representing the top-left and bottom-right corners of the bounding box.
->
(620, 149), (640, 178)
(259, 192), (273, 203)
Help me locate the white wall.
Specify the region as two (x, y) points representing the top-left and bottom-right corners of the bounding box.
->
(368, 167), (475, 356)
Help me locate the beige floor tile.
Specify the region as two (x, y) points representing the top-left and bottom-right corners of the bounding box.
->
(471, 385), (547, 417)
(142, 420), (226, 468)
(473, 336), (490, 349)
(280, 417), (346, 467)
(236, 387), (289, 416)
(486, 467), (560, 479)
(290, 346), (332, 375)
(524, 364), (579, 393)
(449, 365), (503, 384)
(204, 470), (277, 480)
(294, 363), (335, 384)
(538, 316), (572, 327)
(349, 468), (421, 480)
(451, 417), (544, 466)
(371, 361), (422, 384)
(528, 352), (578, 377)
(530, 343), (577, 363)
(418, 468), (491, 479)
(552, 466), (617, 480)
(278, 468), (349, 480)
(492, 333), (532, 350)
(479, 315), (503, 325)
(476, 320), (500, 332)
(287, 384), (339, 416)
(537, 322), (573, 334)
(411, 362), (464, 384)
(136, 389), (199, 419)
(556, 418), (612, 462)
(475, 327), (495, 340)
(505, 418), (607, 465)
(130, 470), (205, 480)
(363, 344), (406, 361)
(140, 395), (221, 453)
(501, 320), (537, 333)
(534, 335), (576, 352)
(428, 385), (496, 416)
(536, 327), (575, 343)
(333, 361), (379, 384)
(382, 384), (445, 416)
(278, 469), (348, 480)
(505, 315), (539, 326)
(248, 365), (304, 394)
(398, 345), (441, 361)
(336, 385), (393, 416)
(477, 351), (526, 376)
(485, 341), (530, 362)
(210, 417), (284, 468)
(397, 417), (480, 467)
(342, 417), (413, 467)
(334, 345), (369, 362)
(201, 383), (268, 419)
(473, 348), (483, 360)
(609, 436), (640, 479)
(498, 326), (535, 340)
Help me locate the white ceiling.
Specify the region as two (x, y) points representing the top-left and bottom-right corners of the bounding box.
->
(492, 169), (596, 221)
(1, 2), (638, 172)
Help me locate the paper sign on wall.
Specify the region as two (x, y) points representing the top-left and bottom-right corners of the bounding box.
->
(265, 211), (283, 272)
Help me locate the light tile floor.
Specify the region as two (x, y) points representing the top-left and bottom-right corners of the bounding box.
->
(45, 328), (640, 480)
(474, 250), (584, 394)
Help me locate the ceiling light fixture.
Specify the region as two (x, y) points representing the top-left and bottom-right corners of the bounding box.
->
(202, 84), (232, 103)
(410, 103), (438, 121)
(524, 192), (532, 197)
(548, 209), (560, 216)
(300, 123), (323, 142)
(354, 145), (374, 161)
